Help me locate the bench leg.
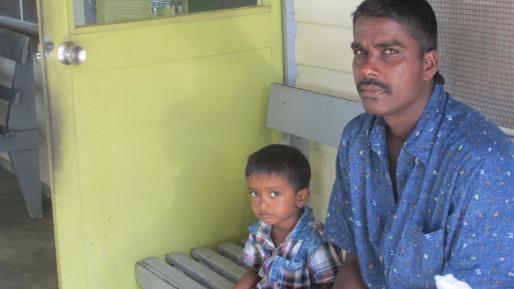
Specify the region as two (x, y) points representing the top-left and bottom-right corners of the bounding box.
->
(9, 149), (42, 218)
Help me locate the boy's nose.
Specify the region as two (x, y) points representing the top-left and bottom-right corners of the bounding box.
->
(258, 197), (270, 208)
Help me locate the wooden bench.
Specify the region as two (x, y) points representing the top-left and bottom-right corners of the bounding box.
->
(0, 27), (41, 218)
(135, 83), (362, 288)
(136, 243), (246, 289)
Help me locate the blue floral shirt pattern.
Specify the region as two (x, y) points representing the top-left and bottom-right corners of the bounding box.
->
(244, 207), (341, 288)
(325, 85), (514, 289)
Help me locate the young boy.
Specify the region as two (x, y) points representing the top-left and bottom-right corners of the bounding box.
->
(233, 144), (341, 289)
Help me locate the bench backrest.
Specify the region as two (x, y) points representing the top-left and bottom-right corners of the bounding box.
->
(267, 83), (363, 147)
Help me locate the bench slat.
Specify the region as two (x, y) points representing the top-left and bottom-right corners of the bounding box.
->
(166, 253), (234, 289)
(192, 248), (246, 283)
(136, 257), (207, 289)
(217, 242), (245, 268)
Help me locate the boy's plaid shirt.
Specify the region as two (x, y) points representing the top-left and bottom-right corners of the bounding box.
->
(243, 207), (341, 289)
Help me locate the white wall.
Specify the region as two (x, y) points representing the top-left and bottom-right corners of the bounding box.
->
(294, 0), (361, 220)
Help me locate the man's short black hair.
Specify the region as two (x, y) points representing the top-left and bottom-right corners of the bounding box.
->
(353, 0), (444, 84)
(353, 0), (438, 54)
(245, 144), (310, 192)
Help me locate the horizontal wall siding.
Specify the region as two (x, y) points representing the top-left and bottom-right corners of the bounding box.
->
(309, 142), (338, 221)
(295, 0), (356, 27)
(294, 0), (361, 220)
(296, 24), (353, 71)
(295, 0), (360, 101)
(296, 66), (356, 100)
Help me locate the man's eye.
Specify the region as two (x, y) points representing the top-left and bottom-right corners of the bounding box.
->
(383, 48), (398, 55)
(353, 49), (366, 56)
(270, 191), (280, 198)
(249, 191), (258, 198)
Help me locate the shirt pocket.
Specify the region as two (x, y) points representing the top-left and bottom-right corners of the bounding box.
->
(388, 222), (445, 288)
(269, 256), (306, 286)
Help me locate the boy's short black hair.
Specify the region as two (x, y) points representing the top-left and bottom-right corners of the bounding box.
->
(245, 144), (310, 192)
(353, 0), (444, 84)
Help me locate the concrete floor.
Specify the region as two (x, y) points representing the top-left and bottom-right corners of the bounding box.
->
(0, 167), (58, 289)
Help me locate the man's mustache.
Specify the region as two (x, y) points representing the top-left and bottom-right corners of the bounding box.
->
(357, 78), (392, 94)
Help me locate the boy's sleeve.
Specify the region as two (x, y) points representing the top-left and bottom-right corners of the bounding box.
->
(307, 242), (342, 284)
(242, 234), (261, 270)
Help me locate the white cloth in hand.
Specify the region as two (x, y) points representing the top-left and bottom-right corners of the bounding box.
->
(434, 274), (472, 289)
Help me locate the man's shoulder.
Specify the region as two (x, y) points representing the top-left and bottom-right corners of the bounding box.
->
(439, 96), (512, 158)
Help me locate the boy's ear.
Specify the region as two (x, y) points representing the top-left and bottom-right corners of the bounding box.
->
(296, 188), (310, 208)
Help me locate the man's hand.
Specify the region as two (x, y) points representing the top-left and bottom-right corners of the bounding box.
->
(331, 253), (367, 289)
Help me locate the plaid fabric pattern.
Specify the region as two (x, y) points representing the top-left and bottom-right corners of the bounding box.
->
(243, 207), (341, 289)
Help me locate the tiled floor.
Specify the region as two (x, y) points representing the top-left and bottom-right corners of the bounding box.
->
(0, 167), (58, 289)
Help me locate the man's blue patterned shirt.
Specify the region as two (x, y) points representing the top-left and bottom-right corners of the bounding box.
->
(325, 84), (514, 289)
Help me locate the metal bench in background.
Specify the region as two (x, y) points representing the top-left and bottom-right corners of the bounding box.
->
(135, 84), (363, 289)
(0, 27), (41, 218)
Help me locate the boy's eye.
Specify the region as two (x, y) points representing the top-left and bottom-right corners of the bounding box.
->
(249, 191), (259, 198)
(270, 191), (280, 198)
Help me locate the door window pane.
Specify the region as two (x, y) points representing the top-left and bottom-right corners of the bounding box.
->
(0, 0), (21, 19)
(75, 0), (262, 26)
(0, 0), (37, 23)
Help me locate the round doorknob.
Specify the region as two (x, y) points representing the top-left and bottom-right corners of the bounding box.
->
(56, 41), (87, 65)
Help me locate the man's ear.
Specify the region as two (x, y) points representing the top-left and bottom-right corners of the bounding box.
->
(423, 49), (439, 81)
(296, 188), (310, 208)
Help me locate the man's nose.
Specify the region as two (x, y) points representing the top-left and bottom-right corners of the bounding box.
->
(360, 54), (380, 78)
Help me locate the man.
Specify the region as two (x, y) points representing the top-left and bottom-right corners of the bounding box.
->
(324, 0), (514, 288)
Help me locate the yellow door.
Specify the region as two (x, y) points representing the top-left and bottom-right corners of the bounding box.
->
(36, 1), (283, 288)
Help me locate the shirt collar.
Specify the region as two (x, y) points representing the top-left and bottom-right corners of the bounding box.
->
(288, 206), (315, 240)
(254, 207), (315, 248)
(254, 220), (274, 249)
(369, 84), (447, 165)
(370, 117), (387, 159)
(402, 84), (446, 164)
